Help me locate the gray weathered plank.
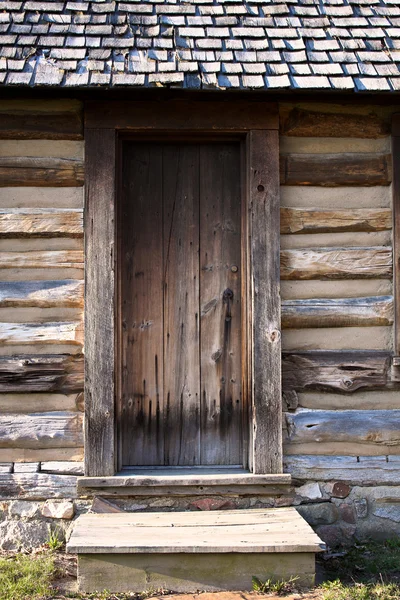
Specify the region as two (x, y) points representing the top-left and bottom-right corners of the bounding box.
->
(0, 322), (83, 347)
(0, 250), (83, 271)
(0, 157), (84, 187)
(281, 296), (394, 328)
(280, 207), (392, 234)
(0, 411), (83, 449)
(250, 130), (282, 474)
(0, 354), (84, 393)
(0, 280), (83, 308)
(85, 128), (116, 476)
(280, 247), (392, 280)
(0, 473), (77, 499)
(0, 208), (83, 237)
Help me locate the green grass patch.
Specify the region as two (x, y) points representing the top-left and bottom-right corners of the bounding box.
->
(322, 579), (400, 600)
(0, 551), (56, 600)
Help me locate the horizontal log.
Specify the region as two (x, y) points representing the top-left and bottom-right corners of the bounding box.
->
(280, 108), (389, 139)
(280, 207), (392, 234)
(40, 461), (84, 475)
(280, 136), (391, 155)
(0, 208), (83, 237)
(284, 454), (400, 484)
(281, 185), (392, 210)
(0, 250), (84, 270)
(0, 447), (83, 462)
(0, 110), (83, 140)
(0, 157), (84, 187)
(0, 411), (83, 449)
(0, 473), (77, 499)
(282, 350), (391, 393)
(281, 296), (394, 328)
(280, 153), (392, 187)
(281, 279), (393, 301)
(280, 247), (392, 280)
(282, 326), (392, 352)
(0, 280), (84, 308)
(0, 392), (83, 413)
(0, 322), (83, 347)
(0, 354), (83, 393)
(285, 409), (400, 448)
(298, 390), (400, 411)
(0, 187), (83, 210)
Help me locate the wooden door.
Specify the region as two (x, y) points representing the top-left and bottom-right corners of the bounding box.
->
(119, 140), (244, 467)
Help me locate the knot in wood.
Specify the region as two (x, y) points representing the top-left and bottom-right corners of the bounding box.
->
(267, 329), (281, 343)
(104, 410), (111, 418)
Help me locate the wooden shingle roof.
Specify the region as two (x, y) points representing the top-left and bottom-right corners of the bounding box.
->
(1, 0), (400, 91)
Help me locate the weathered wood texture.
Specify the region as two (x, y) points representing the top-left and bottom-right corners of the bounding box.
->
(0, 208), (83, 237)
(250, 130), (282, 474)
(0, 473), (77, 499)
(0, 322), (83, 347)
(280, 247), (392, 280)
(280, 154), (391, 187)
(284, 455), (400, 484)
(285, 409), (400, 453)
(280, 108), (389, 138)
(85, 100), (278, 131)
(282, 351), (392, 393)
(0, 447), (83, 462)
(85, 128), (116, 477)
(280, 208), (391, 234)
(392, 114), (400, 355)
(0, 100), (83, 140)
(0, 392), (83, 413)
(0, 281), (83, 308)
(0, 411), (83, 449)
(40, 461), (84, 475)
(0, 354), (84, 393)
(0, 157), (84, 187)
(0, 250), (83, 270)
(281, 296), (394, 329)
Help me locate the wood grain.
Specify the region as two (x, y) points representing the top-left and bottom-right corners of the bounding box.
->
(0, 411), (82, 449)
(0, 110), (83, 140)
(281, 296), (394, 328)
(392, 114), (400, 355)
(250, 130), (282, 474)
(284, 454), (400, 484)
(0, 392), (83, 413)
(280, 154), (392, 187)
(280, 108), (389, 138)
(280, 247), (392, 280)
(0, 354), (83, 393)
(85, 100), (278, 131)
(280, 207), (391, 234)
(0, 322), (83, 347)
(120, 143), (164, 467)
(282, 350), (391, 393)
(0, 208), (83, 237)
(285, 409), (400, 449)
(199, 142), (242, 465)
(0, 250), (83, 270)
(84, 128), (116, 477)
(0, 280), (83, 308)
(0, 473), (77, 499)
(0, 157), (84, 187)
(163, 144), (200, 466)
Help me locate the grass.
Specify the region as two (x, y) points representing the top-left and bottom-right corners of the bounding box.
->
(1, 539), (400, 599)
(0, 551), (56, 600)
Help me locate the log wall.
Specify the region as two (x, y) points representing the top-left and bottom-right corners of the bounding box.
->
(280, 102), (400, 486)
(0, 100), (84, 475)
(0, 99), (399, 500)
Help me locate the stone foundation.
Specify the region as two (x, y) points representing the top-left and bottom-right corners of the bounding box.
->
(1, 461), (400, 550)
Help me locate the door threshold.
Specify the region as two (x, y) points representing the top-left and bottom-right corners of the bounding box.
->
(77, 469), (292, 497)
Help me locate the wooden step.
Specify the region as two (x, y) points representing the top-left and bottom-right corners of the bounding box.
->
(67, 508), (325, 594)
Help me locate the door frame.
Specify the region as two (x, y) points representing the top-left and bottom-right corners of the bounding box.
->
(84, 98), (281, 477)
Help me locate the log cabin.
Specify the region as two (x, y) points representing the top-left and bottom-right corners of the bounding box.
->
(1, 0), (400, 592)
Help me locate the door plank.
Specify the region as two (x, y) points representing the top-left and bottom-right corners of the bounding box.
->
(200, 143), (242, 465)
(163, 144), (201, 466)
(121, 144), (164, 466)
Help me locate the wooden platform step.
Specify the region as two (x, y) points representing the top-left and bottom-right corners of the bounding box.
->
(67, 508), (325, 593)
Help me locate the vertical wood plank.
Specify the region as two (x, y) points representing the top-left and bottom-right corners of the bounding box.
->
(121, 143), (164, 466)
(163, 144), (201, 466)
(85, 128), (116, 477)
(200, 143), (242, 465)
(250, 130), (282, 474)
(392, 114), (400, 356)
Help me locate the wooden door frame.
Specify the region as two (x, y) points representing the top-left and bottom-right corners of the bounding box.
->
(84, 99), (281, 477)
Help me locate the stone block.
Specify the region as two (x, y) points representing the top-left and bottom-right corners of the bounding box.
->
(41, 500), (74, 520)
(339, 503), (356, 524)
(297, 502), (338, 526)
(354, 499), (368, 519)
(189, 498), (236, 511)
(332, 482), (351, 499)
(296, 482), (322, 500)
(9, 501), (40, 518)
